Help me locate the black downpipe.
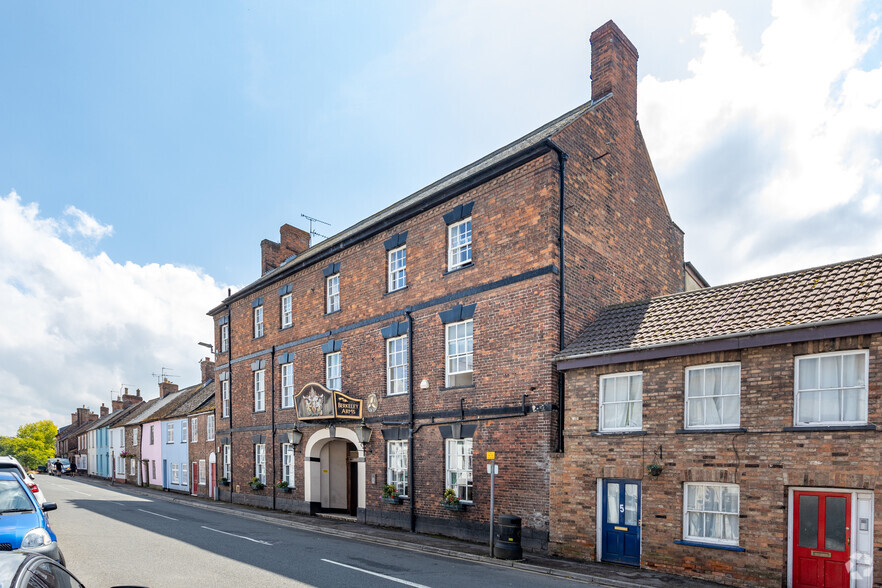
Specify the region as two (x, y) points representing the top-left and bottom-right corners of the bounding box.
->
(270, 345), (276, 511)
(405, 310), (416, 533)
(227, 303), (234, 503)
(546, 139), (568, 453)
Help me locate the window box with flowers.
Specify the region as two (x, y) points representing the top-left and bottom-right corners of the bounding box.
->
(219, 477), (230, 486)
(382, 484), (402, 504)
(441, 488), (466, 511)
(249, 477), (265, 490)
(275, 481), (291, 493)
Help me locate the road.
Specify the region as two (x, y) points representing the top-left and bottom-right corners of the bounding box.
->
(37, 474), (592, 587)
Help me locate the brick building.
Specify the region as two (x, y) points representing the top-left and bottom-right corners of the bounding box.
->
(208, 20), (685, 548)
(551, 254), (882, 586)
(186, 385), (216, 499)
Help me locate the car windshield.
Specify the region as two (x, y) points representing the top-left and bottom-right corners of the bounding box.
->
(0, 480), (35, 513)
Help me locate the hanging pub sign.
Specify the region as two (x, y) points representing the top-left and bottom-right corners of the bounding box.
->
(295, 383), (363, 421)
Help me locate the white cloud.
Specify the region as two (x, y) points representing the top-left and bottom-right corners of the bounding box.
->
(62, 205), (114, 240)
(0, 192), (227, 436)
(639, 0), (882, 284)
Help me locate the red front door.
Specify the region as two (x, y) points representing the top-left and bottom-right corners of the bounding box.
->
(191, 463), (198, 495)
(793, 490), (851, 588)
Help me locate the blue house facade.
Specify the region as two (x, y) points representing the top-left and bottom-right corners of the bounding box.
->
(161, 416), (191, 493)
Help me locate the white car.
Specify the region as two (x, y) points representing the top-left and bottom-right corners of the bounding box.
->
(0, 456), (47, 506)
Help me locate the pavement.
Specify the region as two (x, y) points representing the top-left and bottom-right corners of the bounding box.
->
(67, 475), (724, 588)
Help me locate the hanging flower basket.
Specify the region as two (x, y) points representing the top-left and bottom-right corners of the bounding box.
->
(647, 464), (664, 477)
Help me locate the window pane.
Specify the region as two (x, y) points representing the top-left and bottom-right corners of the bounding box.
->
(688, 512), (703, 537)
(722, 366), (740, 395)
(706, 368), (720, 397)
(688, 398), (703, 426)
(798, 358), (818, 390)
(722, 396), (740, 425)
(606, 483), (620, 524)
(721, 486), (739, 513)
(687, 369), (703, 398)
(798, 495), (819, 548)
(798, 390), (819, 423)
(825, 497), (846, 552)
(842, 353), (865, 387)
(624, 484), (638, 526)
(819, 389), (840, 422)
(629, 375), (642, 400)
(819, 356), (841, 389)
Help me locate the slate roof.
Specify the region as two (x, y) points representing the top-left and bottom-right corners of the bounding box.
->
(557, 253), (882, 361)
(104, 400), (153, 429)
(128, 383), (203, 425)
(166, 382), (215, 419)
(210, 96), (607, 311)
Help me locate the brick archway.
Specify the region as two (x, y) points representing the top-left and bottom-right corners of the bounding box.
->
(303, 426), (365, 512)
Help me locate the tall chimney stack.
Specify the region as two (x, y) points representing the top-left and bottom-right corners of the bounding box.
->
(590, 20), (639, 118)
(200, 357), (216, 385)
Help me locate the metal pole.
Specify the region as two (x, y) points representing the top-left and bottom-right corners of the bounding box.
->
(489, 457), (495, 558)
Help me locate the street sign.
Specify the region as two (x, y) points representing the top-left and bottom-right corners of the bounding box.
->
(486, 464), (498, 474)
(486, 451), (495, 460)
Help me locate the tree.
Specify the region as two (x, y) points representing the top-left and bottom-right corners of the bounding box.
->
(0, 420), (57, 470)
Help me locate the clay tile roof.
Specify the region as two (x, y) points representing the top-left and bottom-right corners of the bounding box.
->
(557, 253), (882, 361)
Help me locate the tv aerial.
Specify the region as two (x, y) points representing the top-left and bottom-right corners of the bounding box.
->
(301, 213), (330, 244)
(151, 367), (178, 384)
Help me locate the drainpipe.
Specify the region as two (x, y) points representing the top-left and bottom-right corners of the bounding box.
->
(227, 303), (234, 503)
(405, 310), (416, 533)
(271, 345), (276, 511)
(545, 139), (568, 453)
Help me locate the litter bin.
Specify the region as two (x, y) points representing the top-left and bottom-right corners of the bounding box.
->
(494, 514), (523, 560)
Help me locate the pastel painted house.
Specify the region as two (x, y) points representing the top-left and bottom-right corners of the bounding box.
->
(161, 380), (212, 494)
(131, 380), (187, 489)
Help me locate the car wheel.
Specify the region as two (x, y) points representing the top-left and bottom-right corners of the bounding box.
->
(58, 549), (65, 567)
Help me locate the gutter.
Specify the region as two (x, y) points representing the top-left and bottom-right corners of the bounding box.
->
(545, 139), (568, 454)
(405, 311), (416, 533)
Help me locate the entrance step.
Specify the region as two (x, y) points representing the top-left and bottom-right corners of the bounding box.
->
(315, 512), (357, 522)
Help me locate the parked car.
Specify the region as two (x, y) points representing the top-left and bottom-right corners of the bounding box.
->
(0, 457), (47, 506)
(0, 472), (63, 565)
(47, 459), (71, 476)
(0, 552), (84, 588)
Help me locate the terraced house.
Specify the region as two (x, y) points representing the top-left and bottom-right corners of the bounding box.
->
(551, 254), (882, 587)
(208, 21), (686, 549)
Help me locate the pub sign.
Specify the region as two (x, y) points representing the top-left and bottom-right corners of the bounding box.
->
(295, 383), (363, 421)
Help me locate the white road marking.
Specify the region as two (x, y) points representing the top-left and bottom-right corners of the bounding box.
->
(201, 525), (273, 545)
(321, 559), (431, 587)
(137, 508), (178, 521)
(67, 489), (91, 496)
(111, 502), (125, 506)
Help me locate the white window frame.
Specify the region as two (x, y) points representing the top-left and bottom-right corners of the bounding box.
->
(445, 319), (473, 387)
(326, 351), (341, 391)
(282, 443), (294, 487)
(387, 335), (408, 396)
(386, 440), (408, 497)
(684, 363), (741, 430)
(132, 428), (138, 446)
(130, 458), (136, 476)
(206, 415), (215, 441)
(199, 460), (206, 485)
(388, 246), (407, 292)
(598, 372), (643, 432)
(181, 462), (188, 486)
(326, 274), (340, 313)
(794, 350), (869, 426)
(254, 369), (265, 412)
(222, 380), (230, 418)
(281, 363), (295, 408)
(255, 444), (266, 484)
(447, 217), (472, 270)
(166, 422), (174, 444)
(181, 419), (188, 443)
(281, 293), (293, 328)
(191, 417), (198, 442)
(223, 445), (231, 480)
(150, 425), (154, 445)
(254, 305), (264, 338)
(171, 463), (180, 484)
(221, 323), (229, 353)
(683, 482), (740, 546)
(445, 438), (473, 503)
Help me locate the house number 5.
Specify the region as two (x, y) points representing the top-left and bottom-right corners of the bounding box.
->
(619, 505), (624, 513)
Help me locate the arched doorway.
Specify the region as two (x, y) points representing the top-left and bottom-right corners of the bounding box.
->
(208, 451), (216, 500)
(303, 427), (365, 516)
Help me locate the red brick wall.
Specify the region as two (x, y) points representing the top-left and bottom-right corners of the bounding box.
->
(551, 334), (882, 586)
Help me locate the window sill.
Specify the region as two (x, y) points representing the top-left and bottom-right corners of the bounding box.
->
(279, 405), (295, 410)
(384, 286), (408, 296)
(324, 309), (341, 317)
(253, 335), (265, 341)
(674, 540), (745, 552)
(386, 392), (409, 397)
(280, 325), (293, 331)
(440, 384), (476, 392)
(590, 430), (647, 436)
(783, 424), (876, 432)
(443, 262), (474, 276)
(676, 427), (747, 434)
(253, 410), (266, 414)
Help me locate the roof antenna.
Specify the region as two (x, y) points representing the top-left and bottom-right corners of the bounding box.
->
(300, 213), (330, 245)
(151, 367), (179, 384)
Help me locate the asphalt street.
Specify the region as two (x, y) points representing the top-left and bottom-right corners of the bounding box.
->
(37, 474), (593, 588)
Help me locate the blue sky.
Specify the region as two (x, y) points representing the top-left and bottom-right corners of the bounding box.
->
(1, 1), (881, 434)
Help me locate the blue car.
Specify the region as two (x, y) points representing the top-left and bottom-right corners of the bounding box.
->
(0, 472), (63, 564)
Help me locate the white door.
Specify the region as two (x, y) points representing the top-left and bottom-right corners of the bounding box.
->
(319, 440), (348, 509)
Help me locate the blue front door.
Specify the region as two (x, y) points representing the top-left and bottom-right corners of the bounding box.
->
(601, 479), (641, 566)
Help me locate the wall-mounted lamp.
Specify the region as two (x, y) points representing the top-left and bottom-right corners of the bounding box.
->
(287, 425), (303, 446)
(451, 422), (463, 440)
(420, 379), (429, 390)
(328, 424), (336, 438)
(355, 422), (372, 445)
(197, 342), (215, 355)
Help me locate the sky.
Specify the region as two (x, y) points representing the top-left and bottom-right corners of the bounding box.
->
(1, 1), (880, 435)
